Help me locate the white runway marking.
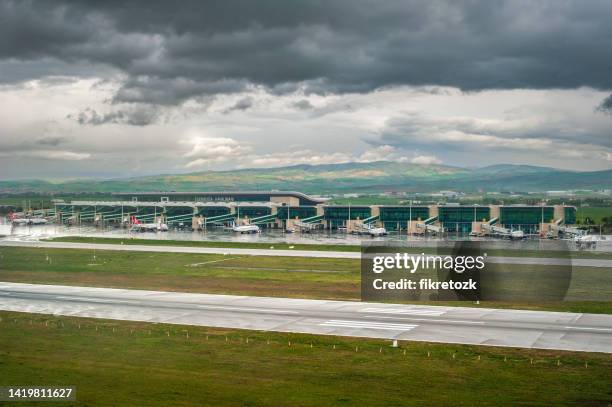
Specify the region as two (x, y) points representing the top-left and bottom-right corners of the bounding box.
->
(186, 257), (240, 267)
(196, 305), (299, 314)
(320, 320), (418, 331)
(359, 307), (446, 316)
(1, 282), (611, 353)
(364, 315), (484, 325)
(55, 296), (135, 304)
(564, 326), (612, 332)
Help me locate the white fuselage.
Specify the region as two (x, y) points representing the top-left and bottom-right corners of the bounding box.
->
(509, 230), (524, 239)
(232, 224), (260, 234)
(30, 217), (48, 225)
(12, 217), (48, 225)
(367, 227), (387, 237)
(574, 234), (605, 243)
(131, 222), (168, 232)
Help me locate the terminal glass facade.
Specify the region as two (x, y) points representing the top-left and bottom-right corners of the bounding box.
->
(325, 206), (371, 229)
(379, 206), (429, 221)
(500, 207), (554, 224)
(324, 206), (371, 220)
(379, 206), (429, 231)
(276, 206), (317, 219)
(564, 207), (577, 224)
(197, 207), (230, 217)
(236, 206), (271, 218)
(438, 206), (490, 223)
(439, 206), (490, 232)
(500, 206), (554, 233)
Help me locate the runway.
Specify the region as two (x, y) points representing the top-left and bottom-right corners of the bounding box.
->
(1, 282), (611, 353)
(2, 240), (612, 268)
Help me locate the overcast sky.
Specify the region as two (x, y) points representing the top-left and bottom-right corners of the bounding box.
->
(1, 0), (611, 180)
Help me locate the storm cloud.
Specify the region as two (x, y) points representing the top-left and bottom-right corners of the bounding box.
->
(2, 0), (612, 106)
(597, 94), (612, 115)
(223, 97), (254, 114)
(1, 0), (612, 178)
(73, 106), (160, 126)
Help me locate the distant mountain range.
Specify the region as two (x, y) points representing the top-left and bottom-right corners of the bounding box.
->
(1, 162), (611, 194)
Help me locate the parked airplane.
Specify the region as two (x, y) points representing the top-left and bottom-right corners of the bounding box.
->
(352, 223), (388, 237)
(508, 230), (525, 239)
(11, 217), (29, 225)
(129, 215), (168, 232)
(481, 221), (524, 240)
(231, 221), (260, 234)
(366, 226), (388, 237)
(10, 215), (48, 226)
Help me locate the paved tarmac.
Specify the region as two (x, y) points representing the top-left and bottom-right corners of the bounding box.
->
(1, 282), (610, 353)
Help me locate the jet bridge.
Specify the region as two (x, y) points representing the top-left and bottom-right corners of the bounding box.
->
(548, 218), (585, 238)
(293, 214), (325, 232)
(133, 213), (158, 222)
(415, 216), (443, 234)
(93, 210), (125, 223)
(363, 215), (379, 225)
(166, 213), (195, 226)
(362, 214), (379, 225)
(203, 212), (237, 225)
(301, 214), (325, 224)
(250, 213), (278, 225)
(31, 208), (55, 217)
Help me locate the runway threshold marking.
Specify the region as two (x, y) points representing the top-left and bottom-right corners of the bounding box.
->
(359, 307), (446, 316)
(320, 320), (418, 331)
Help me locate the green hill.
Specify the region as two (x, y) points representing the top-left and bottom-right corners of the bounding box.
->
(1, 162), (610, 194)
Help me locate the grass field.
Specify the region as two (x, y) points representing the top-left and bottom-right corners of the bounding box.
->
(0, 311), (610, 406)
(46, 236), (612, 259)
(576, 206), (612, 224)
(1, 246), (610, 313)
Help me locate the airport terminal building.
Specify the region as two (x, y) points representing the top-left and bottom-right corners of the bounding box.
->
(53, 191), (579, 238)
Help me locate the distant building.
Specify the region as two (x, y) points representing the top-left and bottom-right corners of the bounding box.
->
(546, 191), (575, 196)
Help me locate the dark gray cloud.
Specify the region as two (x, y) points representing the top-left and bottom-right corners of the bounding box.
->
(36, 136), (67, 146)
(222, 97), (254, 114)
(596, 94), (612, 115)
(73, 106), (160, 126)
(1, 0), (612, 107)
(292, 100), (314, 110)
